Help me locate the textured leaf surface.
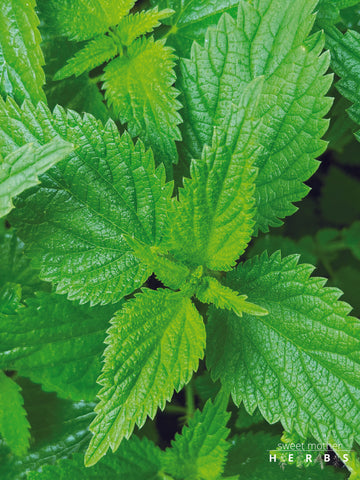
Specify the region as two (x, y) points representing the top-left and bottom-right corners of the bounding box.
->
(103, 37), (182, 171)
(207, 252), (360, 450)
(0, 0), (45, 104)
(38, 0), (135, 41)
(0, 98), (171, 306)
(180, 0), (332, 233)
(0, 292), (118, 401)
(0, 140), (74, 218)
(116, 7), (175, 46)
(85, 288), (205, 466)
(150, 0), (239, 57)
(27, 437), (162, 479)
(326, 26), (360, 135)
(163, 394), (230, 480)
(0, 371), (30, 457)
(54, 35), (118, 81)
(317, 0), (360, 26)
(165, 79), (261, 270)
(224, 432), (346, 479)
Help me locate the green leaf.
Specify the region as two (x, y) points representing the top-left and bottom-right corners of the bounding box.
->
(196, 276), (268, 317)
(116, 7), (175, 46)
(207, 252), (360, 450)
(0, 291), (119, 401)
(0, 0), (46, 105)
(54, 35), (118, 81)
(0, 379), (96, 478)
(317, 0), (360, 26)
(103, 37), (182, 171)
(150, 0), (239, 57)
(0, 230), (45, 296)
(163, 393), (231, 480)
(41, 35), (112, 124)
(180, 1), (332, 233)
(38, 0), (136, 41)
(27, 436), (163, 479)
(0, 98), (172, 306)
(342, 222), (360, 260)
(165, 79), (261, 270)
(224, 432), (346, 479)
(85, 288), (205, 466)
(0, 139), (74, 218)
(326, 26), (360, 134)
(0, 371), (30, 457)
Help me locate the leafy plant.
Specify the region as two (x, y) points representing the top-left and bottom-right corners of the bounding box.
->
(0, 0), (360, 479)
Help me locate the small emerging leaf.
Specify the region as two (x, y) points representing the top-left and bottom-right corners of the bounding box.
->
(196, 276), (268, 318)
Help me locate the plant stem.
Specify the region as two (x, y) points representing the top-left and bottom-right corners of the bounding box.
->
(185, 383), (195, 420)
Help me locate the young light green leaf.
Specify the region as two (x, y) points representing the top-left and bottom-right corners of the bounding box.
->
(116, 7), (175, 46)
(27, 437), (163, 479)
(343, 222), (360, 260)
(196, 276), (268, 317)
(0, 98), (172, 306)
(326, 26), (360, 135)
(38, 0), (136, 41)
(0, 292), (119, 401)
(103, 37), (182, 171)
(85, 288), (205, 466)
(0, 0), (46, 105)
(0, 140), (74, 218)
(54, 35), (118, 81)
(0, 371), (30, 458)
(165, 78), (262, 270)
(207, 252), (360, 450)
(163, 393), (231, 480)
(150, 0), (239, 57)
(180, 0), (332, 233)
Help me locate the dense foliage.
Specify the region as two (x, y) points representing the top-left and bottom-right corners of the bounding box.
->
(0, 0), (360, 478)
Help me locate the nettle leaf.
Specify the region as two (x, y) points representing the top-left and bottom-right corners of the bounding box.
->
(115, 7), (175, 47)
(28, 437), (163, 479)
(0, 371), (30, 458)
(207, 252), (360, 450)
(85, 288), (206, 466)
(150, 0), (239, 57)
(0, 291), (119, 401)
(38, 0), (136, 41)
(163, 393), (231, 480)
(326, 26), (360, 134)
(54, 35), (118, 81)
(0, 139), (74, 218)
(0, 230), (45, 296)
(0, 98), (172, 306)
(180, 0), (332, 233)
(165, 79), (261, 270)
(0, 0), (46, 104)
(0, 380), (96, 478)
(317, 0), (360, 26)
(103, 37), (182, 171)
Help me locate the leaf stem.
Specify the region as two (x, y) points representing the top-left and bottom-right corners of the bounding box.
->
(185, 383), (195, 420)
